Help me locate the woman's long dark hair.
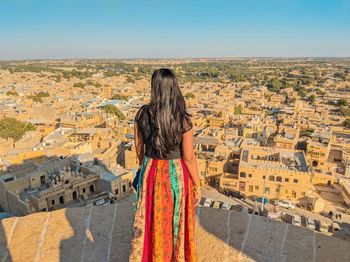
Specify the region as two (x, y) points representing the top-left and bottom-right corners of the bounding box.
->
(148, 68), (192, 159)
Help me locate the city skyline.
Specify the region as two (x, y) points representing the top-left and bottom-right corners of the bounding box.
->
(1, 0), (350, 60)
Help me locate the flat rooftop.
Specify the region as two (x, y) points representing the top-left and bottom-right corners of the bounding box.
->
(241, 148), (308, 172)
(101, 167), (131, 182)
(75, 127), (111, 135)
(194, 136), (219, 145)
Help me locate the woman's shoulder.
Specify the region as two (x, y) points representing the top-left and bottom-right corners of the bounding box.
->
(134, 104), (150, 122)
(182, 114), (193, 134)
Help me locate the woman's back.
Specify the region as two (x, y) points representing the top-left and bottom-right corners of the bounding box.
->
(134, 104), (193, 160)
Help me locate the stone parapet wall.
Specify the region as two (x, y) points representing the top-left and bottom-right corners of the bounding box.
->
(0, 194), (349, 262)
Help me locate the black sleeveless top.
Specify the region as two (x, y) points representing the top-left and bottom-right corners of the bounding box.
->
(134, 104), (193, 160)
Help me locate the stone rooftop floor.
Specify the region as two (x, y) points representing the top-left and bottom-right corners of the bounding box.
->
(0, 193), (349, 262)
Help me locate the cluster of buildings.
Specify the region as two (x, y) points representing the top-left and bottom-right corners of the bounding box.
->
(0, 155), (133, 216)
(0, 59), (350, 218)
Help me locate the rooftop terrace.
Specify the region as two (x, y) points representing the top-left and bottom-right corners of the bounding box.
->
(1, 193), (349, 262)
(241, 148), (308, 172)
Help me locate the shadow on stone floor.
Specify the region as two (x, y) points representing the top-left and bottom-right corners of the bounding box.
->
(60, 195), (350, 262)
(59, 198), (135, 262)
(0, 216), (14, 261)
(196, 206), (350, 262)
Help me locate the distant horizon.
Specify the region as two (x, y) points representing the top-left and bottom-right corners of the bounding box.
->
(1, 56), (350, 62)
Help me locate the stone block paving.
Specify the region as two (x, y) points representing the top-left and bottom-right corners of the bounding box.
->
(1, 197), (350, 262)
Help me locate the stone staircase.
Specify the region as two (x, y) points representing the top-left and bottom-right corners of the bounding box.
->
(0, 194), (349, 262)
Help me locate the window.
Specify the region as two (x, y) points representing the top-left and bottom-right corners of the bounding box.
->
(269, 175), (275, 181)
(123, 185), (126, 192)
(52, 199), (55, 205)
(83, 188), (86, 193)
(209, 167), (218, 172)
(249, 185), (253, 192)
(255, 186), (259, 190)
(40, 175), (45, 185)
(301, 192), (306, 196)
(276, 176), (282, 182)
(293, 179), (298, 184)
(3, 177), (14, 183)
(240, 172), (246, 178)
(115, 188), (119, 195)
(285, 178), (289, 182)
(224, 181), (237, 187)
(239, 181), (246, 191)
(265, 187), (270, 195)
(248, 174), (252, 178)
(129, 181), (132, 188)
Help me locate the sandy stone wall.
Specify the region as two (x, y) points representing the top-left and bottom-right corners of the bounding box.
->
(0, 194), (349, 262)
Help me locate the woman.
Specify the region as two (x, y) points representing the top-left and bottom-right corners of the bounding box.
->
(129, 68), (201, 262)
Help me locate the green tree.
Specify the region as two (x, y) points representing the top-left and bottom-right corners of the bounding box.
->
(27, 91), (50, 103)
(102, 104), (126, 120)
(267, 78), (284, 93)
(234, 105), (243, 115)
(338, 99), (348, 107)
(315, 89), (325, 96)
(284, 94), (296, 104)
(344, 119), (350, 128)
(334, 72), (346, 81)
(293, 84), (307, 98)
(298, 89), (307, 98)
(6, 90), (18, 96)
(185, 92), (195, 99)
(111, 93), (128, 100)
(0, 117), (36, 141)
(300, 128), (314, 138)
(307, 95), (316, 104)
(37, 91), (49, 97)
(341, 107), (350, 117)
(126, 75), (135, 83)
(73, 82), (85, 88)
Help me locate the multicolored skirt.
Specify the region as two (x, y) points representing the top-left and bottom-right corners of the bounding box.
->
(129, 155), (197, 262)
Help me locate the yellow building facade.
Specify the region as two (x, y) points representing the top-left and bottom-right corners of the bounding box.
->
(221, 147), (311, 201)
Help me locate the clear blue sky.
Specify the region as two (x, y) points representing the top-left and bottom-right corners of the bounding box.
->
(1, 0), (349, 59)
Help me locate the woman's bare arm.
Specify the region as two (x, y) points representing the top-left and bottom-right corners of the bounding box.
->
(181, 128), (200, 187)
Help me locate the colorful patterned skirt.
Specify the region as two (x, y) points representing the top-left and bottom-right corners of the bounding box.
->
(129, 155), (197, 262)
